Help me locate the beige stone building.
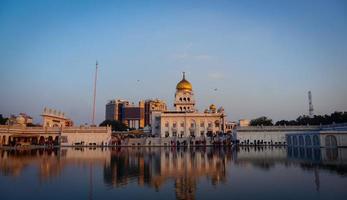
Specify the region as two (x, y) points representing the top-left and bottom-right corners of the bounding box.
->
(239, 119), (250, 127)
(41, 107), (73, 128)
(152, 73), (227, 138)
(144, 99), (167, 127)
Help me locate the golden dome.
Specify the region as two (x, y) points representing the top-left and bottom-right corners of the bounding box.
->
(209, 104), (216, 110)
(176, 72), (192, 91)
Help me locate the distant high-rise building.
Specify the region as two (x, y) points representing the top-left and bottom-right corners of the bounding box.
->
(144, 99), (167, 127)
(105, 99), (129, 121)
(122, 101), (145, 129)
(105, 99), (145, 129)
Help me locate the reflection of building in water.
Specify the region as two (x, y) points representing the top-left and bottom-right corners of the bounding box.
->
(0, 149), (61, 181)
(175, 177), (196, 200)
(235, 146), (288, 169)
(103, 147), (232, 199)
(2, 147), (347, 199)
(0, 148), (110, 182)
(103, 148), (162, 187)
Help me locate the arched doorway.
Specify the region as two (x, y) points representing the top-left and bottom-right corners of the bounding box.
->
(39, 136), (45, 145)
(47, 136), (53, 145)
(54, 136), (59, 145)
(190, 120), (196, 137)
(31, 137), (38, 145)
(325, 135), (337, 148)
(2, 136), (6, 145)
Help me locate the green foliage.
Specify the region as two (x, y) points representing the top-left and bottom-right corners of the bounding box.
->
(99, 120), (129, 131)
(0, 114), (8, 125)
(250, 116), (273, 126)
(275, 111), (347, 126)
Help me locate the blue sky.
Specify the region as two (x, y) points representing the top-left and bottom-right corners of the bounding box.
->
(0, 0), (346, 124)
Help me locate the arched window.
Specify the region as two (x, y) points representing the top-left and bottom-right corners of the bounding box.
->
(326, 148), (338, 161)
(183, 97), (186, 101)
(190, 130), (195, 137)
(172, 131), (177, 137)
(325, 135), (337, 148)
(313, 135), (319, 146)
(287, 136), (292, 145)
(2, 136), (6, 145)
(165, 122), (169, 127)
(215, 120), (220, 128)
(187, 97), (190, 102)
(173, 122), (177, 128)
(299, 136), (304, 146)
(293, 136), (298, 146)
(190, 120), (196, 128)
(179, 97), (182, 101)
(305, 135), (311, 146)
(200, 131), (205, 137)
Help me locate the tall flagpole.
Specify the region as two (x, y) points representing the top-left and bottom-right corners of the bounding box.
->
(92, 61), (98, 126)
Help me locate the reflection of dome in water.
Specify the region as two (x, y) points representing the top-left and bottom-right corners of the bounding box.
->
(176, 72), (192, 91)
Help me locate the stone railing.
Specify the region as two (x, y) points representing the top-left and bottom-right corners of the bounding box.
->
(237, 125), (321, 132)
(0, 125), (110, 135)
(237, 123), (347, 132)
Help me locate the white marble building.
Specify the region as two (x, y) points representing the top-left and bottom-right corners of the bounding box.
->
(152, 73), (227, 138)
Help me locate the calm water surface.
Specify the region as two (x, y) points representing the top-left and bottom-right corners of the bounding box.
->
(0, 147), (346, 200)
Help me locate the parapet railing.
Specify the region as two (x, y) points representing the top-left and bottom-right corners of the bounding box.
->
(0, 125), (111, 134)
(237, 123), (347, 132)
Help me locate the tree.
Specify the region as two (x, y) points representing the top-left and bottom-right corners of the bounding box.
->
(0, 114), (8, 125)
(99, 120), (129, 131)
(275, 111), (347, 126)
(250, 116), (273, 126)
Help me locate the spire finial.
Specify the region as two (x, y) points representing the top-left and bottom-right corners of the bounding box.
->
(182, 72), (186, 79)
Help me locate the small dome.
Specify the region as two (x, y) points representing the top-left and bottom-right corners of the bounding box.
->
(209, 104), (216, 110)
(16, 116), (25, 124)
(176, 72), (192, 91)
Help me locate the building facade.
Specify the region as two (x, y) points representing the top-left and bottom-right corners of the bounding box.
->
(105, 99), (145, 129)
(144, 99), (167, 127)
(7, 113), (33, 126)
(122, 101), (145, 129)
(239, 119), (250, 127)
(105, 99), (129, 121)
(152, 73), (227, 138)
(41, 107), (73, 128)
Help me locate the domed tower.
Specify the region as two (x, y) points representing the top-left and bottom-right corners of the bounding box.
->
(174, 72), (195, 112)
